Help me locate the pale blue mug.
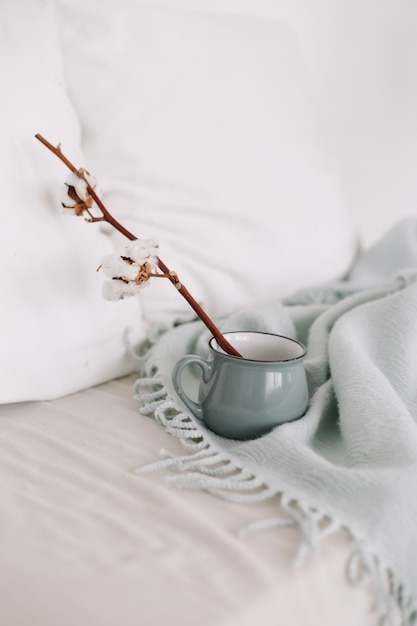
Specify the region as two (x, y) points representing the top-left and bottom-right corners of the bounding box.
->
(172, 331), (308, 440)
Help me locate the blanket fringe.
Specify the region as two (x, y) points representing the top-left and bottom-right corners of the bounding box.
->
(347, 538), (417, 626)
(239, 494), (341, 567)
(133, 350), (417, 626)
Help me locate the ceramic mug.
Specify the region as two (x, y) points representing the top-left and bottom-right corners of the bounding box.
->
(172, 331), (308, 440)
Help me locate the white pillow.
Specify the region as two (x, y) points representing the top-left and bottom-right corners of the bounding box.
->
(56, 1), (358, 328)
(0, 0), (146, 403)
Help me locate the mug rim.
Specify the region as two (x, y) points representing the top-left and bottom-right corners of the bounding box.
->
(209, 331), (307, 363)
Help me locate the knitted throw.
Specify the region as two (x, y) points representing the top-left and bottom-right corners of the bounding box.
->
(134, 219), (417, 624)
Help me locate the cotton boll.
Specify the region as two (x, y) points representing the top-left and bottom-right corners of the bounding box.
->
(84, 173), (103, 201)
(102, 279), (142, 301)
(123, 262), (142, 281)
(61, 184), (76, 209)
(63, 171), (82, 190)
(61, 170), (102, 216)
(101, 254), (138, 280)
(63, 172), (87, 203)
(124, 238), (159, 267)
(102, 279), (123, 301)
(65, 170), (98, 202)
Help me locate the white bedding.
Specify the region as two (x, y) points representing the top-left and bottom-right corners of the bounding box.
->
(0, 375), (378, 626)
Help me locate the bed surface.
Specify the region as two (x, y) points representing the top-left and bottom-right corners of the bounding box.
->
(0, 374), (378, 626)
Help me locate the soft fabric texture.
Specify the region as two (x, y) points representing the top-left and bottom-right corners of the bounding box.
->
(56, 0), (358, 327)
(136, 219), (417, 624)
(0, 0), (146, 402)
(0, 375), (377, 626)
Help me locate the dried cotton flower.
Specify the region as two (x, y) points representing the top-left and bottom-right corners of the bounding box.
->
(99, 238), (160, 300)
(102, 279), (143, 301)
(124, 238), (159, 266)
(62, 169), (101, 216)
(100, 254), (140, 281)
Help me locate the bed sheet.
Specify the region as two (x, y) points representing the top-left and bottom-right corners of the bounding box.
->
(0, 374), (379, 626)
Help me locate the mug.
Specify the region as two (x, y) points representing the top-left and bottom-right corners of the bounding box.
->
(172, 331), (308, 440)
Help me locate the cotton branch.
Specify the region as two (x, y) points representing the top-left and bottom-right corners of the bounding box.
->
(35, 133), (242, 358)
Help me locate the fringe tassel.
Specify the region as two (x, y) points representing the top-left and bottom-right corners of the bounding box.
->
(347, 539), (417, 626)
(239, 494), (342, 568)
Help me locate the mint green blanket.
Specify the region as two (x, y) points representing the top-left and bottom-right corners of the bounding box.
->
(135, 219), (417, 624)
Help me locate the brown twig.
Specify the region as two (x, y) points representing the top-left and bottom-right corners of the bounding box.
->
(35, 133), (242, 358)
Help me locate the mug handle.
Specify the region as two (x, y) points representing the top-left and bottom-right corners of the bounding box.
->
(172, 355), (213, 421)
